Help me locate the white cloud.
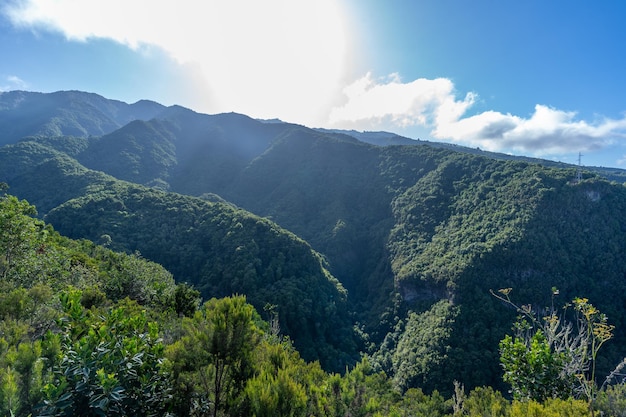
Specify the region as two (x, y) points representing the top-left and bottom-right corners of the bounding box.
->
(0, 75), (28, 91)
(3, 0), (349, 124)
(330, 73), (626, 155)
(435, 104), (626, 154)
(329, 72), (474, 128)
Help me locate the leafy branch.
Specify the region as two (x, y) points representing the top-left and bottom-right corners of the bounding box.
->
(491, 287), (625, 415)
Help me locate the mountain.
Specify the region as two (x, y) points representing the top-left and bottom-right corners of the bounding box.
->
(0, 90), (165, 145)
(2, 90), (626, 394)
(317, 128), (626, 183)
(314, 128), (420, 146)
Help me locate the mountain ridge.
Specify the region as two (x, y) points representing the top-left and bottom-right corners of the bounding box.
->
(0, 90), (166, 145)
(2, 89), (625, 180)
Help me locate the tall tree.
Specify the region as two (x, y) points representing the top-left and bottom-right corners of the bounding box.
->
(0, 195), (42, 282)
(166, 295), (261, 417)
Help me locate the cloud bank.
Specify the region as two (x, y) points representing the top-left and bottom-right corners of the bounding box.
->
(329, 73), (626, 155)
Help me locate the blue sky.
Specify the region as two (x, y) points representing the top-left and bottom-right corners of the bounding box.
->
(1, 1), (626, 168)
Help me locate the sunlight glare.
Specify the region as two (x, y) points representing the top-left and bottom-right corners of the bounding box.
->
(5, 0), (349, 124)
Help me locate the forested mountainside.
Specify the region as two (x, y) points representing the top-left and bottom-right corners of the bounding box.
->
(0, 141), (355, 370)
(7, 189), (622, 417)
(1, 91), (626, 399)
(0, 90), (165, 146)
(45, 182), (358, 370)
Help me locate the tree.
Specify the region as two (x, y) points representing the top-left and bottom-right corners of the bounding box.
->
(461, 386), (509, 417)
(166, 295), (261, 417)
(244, 340), (312, 417)
(245, 368), (307, 417)
(499, 330), (573, 401)
(0, 195), (42, 282)
(173, 283), (200, 317)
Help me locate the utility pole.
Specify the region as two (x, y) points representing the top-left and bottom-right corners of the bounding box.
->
(575, 152), (583, 184)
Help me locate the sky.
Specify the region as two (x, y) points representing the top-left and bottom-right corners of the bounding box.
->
(1, 0), (626, 168)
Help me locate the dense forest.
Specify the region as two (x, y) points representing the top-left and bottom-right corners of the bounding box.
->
(2, 187), (626, 416)
(1, 91), (626, 415)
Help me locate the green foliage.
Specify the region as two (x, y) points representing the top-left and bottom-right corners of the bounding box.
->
(2, 189), (626, 416)
(165, 295), (262, 417)
(173, 283), (201, 317)
(78, 120), (178, 187)
(0, 365), (22, 416)
(0, 340), (48, 417)
(0, 139), (145, 225)
(499, 331), (573, 401)
(494, 289), (626, 415)
(38, 291), (170, 417)
(462, 386), (509, 416)
(0, 194), (42, 282)
(244, 341), (311, 417)
(99, 251), (176, 310)
(394, 387), (450, 417)
(45, 183), (358, 370)
(245, 367), (307, 417)
(0, 190), (177, 307)
(389, 300), (458, 393)
(509, 398), (591, 417)
(595, 383), (626, 417)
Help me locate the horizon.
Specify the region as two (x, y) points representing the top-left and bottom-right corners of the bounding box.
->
(1, 1), (626, 168)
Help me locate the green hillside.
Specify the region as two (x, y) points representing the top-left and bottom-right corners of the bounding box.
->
(45, 182), (358, 370)
(226, 133), (626, 392)
(0, 140), (358, 370)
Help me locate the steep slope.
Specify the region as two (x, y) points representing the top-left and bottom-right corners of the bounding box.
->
(376, 155), (626, 393)
(0, 140), (358, 370)
(44, 182), (358, 370)
(145, 109), (287, 195)
(0, 90), (165, 145)
(221, 133), (626, 393)
(0, 140), (118, 214)
(229, 128), (398, 328)
(77, 119), (178, 188)
(0, 189), (178, 309)
(70, 107), (301, 194)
